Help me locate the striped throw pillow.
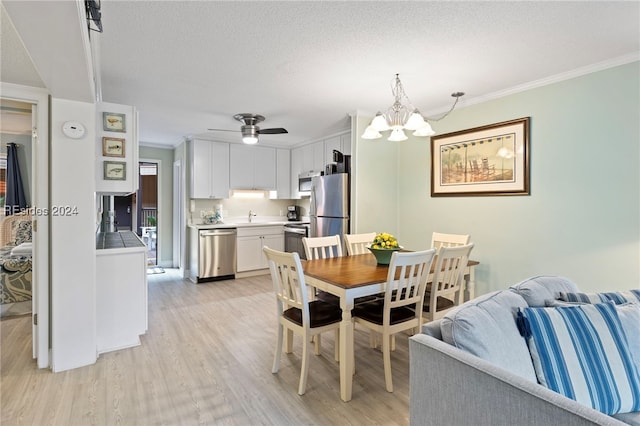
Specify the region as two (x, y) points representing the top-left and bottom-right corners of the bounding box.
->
(519, 303), (640, 415)
(558, 290), (640, 305)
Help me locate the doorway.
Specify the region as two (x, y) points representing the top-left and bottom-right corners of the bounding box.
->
(138, 162), (158, 265)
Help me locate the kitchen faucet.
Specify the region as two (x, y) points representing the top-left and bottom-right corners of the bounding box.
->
(248, 210), (256, 223)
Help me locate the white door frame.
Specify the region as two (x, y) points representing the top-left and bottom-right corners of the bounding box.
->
(172, 159), (184, 271)
(1, 82), (50, 368)
(140, 158), (161, 265)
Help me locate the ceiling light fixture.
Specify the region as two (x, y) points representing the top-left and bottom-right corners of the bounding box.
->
(362, 74), (464, 141)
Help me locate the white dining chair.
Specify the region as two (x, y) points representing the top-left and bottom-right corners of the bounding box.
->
(353, 249), (437, 392)
(430, 232), (470, 250)
(423, 243), (474, 322)
(344, 232), (377, 256)
(263, 246), (341, 395)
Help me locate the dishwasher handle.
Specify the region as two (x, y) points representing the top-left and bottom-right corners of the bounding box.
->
(200, 230), (237, 237)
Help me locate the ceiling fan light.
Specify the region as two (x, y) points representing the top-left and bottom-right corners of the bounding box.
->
(361, 125), (382, 139)
(242, 136), (259, 144)
(371, 112), (390, 131)
(388, 128), (407, 141)
(413, 122), (435, 137)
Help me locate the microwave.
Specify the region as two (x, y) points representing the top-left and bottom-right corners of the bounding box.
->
(298, 171), (323, 193)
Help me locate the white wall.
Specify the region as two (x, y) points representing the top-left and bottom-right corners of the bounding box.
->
(50, 98), (97, 371)
(355, 61), (640, 294)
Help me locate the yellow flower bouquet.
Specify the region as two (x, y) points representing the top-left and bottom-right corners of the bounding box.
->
(368, 232), (401, 264)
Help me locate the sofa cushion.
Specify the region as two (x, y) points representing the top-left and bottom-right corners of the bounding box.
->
(520, 302), (640, 415)
(440, 290), (537, 382)
(510, 275), (579, 307)
(558, 290), (640, 304)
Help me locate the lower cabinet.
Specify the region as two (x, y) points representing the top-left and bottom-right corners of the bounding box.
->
(236, 226), (284, 272)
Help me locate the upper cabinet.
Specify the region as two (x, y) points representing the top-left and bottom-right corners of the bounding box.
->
(96, 102), (139, 195)
(276, 149), (291, 199)
(229, 144), (276, 190)
(190, 139), (230, 199)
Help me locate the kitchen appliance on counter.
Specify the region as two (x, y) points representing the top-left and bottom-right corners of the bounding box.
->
(197, 228), (236, 282)
(310, 173), (349, 241)
(286, 205), (301, 221)
(284, 223), (310, 260)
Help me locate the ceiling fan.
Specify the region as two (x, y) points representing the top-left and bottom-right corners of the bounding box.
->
(208, 113), (288, 145)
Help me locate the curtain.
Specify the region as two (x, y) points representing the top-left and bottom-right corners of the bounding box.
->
(5, 143), (27, 216)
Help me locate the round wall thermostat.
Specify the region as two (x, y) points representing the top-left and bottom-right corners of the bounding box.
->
(62, 121), (86, 139)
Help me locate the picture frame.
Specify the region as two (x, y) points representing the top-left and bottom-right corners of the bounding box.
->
(102, 112), (126, 132)
(102, 137), (125, 157)
(431, 117), (530, 197)
(103, 161), (127, 181)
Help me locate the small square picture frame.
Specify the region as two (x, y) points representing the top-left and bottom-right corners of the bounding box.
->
(104, 161), (127, 181)
(102, 137), (125, 157)
(102, 112), (126, 132)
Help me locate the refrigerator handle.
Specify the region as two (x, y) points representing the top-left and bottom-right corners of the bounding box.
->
(309, 181), (316, 213)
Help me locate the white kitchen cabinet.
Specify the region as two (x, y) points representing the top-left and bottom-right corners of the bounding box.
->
(229, 145), (276, 190)
(340, 131), (352, 155)
(236, 225), (284, 272)
(276, 148), (290, 199)
(95, 232), (147, 354)
(325, 131), (351, 161)
(96, 102), (139, 195)
(190, 139), (230, 199)
(290, 147), (303, 198)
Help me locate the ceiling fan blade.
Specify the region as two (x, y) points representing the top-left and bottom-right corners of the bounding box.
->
(257, 128), (288, 134)
(207, 128), (239, 132)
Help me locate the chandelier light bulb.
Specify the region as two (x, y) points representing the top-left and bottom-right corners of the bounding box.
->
(361, 125), (382, 139)
(404, 110), (426, 130)
(388, 128), (408, 141)
(413, 122), (435, 137)
(371, 112), (390, 132)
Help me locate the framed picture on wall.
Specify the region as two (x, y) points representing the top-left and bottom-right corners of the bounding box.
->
(102, 112), (126, 132)
(102, 137), (125, 157)
(431, 117), (530, 197)
(103, 161), (126, 180)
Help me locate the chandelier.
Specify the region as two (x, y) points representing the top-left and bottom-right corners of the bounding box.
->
(361, 74), (464, 141)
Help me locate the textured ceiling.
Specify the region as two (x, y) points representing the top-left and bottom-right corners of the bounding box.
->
(4, 1), (640, 148)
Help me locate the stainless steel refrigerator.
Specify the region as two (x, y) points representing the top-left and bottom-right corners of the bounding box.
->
(310, 173), (349, 239)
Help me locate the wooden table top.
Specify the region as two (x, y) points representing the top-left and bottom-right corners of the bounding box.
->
(303, 253), (479, 290)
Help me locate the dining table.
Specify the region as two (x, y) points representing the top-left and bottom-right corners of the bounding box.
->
(303, 252), (479, 402)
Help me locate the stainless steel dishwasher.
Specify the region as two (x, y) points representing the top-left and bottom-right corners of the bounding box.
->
(198, 228), (236, 282)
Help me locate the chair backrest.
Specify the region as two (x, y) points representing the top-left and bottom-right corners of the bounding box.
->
(427, 243), (474, 320)
(263, 246), (310, 323)
(302, 235), (343, 260)
(344, 232), (376, 256)
(430, 232), (470, 250)
(383, 249), (437, 322)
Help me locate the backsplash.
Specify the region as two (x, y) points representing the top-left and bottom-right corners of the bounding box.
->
(189, 198), (310, 224)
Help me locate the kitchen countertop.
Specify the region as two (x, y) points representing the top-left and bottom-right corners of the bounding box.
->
(189, 220), (308, 230)
(96, 231), (146, 250)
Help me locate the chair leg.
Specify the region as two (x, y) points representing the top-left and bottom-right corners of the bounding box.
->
(299, 334), (311, 395)
(273, 324), (283, 373)
(334, 329), (339, 362)
(391, 335), (396, 352)
(285, 329), (294, 353)
(314, 334), (321, 355)
(369, 331), (378, 348)
(382, 333), (393, 392)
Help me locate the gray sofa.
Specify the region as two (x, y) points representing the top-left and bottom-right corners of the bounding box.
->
(409, 275), (640, 426)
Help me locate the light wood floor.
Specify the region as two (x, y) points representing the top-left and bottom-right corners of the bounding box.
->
(1, 269), (412, 425)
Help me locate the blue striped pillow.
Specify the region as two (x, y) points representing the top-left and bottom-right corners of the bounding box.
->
(520, 303), (640, 415)
(558, 290), (640, 305)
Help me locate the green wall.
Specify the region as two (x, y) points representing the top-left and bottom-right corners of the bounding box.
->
(355, 61), (639, 294)
(139, 146), (174, 266)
